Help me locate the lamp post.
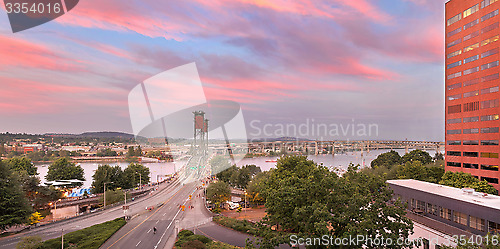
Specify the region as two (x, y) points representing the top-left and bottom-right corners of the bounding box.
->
(244, 191), (247, 218)
(136, 172), (142, 190)
(104, 182), (113, 208)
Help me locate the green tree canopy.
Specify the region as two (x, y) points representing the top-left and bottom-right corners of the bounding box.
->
(401, 149), (433, 165)
(46, 158), (85, 187)
(396, 161), (444, 183)
(439, 171), (497, 195)
(260, 156), (413, 248)
(91, 164), (124, 194)
(0, 161), (32, 230)
(246, 171), (269, 205)
(206, 181), (230, 205)
(122, 163), (150, 189)
(6, 157), (37, 176)
(370, 150), (402, 168)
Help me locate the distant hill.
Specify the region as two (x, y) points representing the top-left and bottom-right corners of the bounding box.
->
(78, 132), (135, 139)
(251, 137), (312, 142)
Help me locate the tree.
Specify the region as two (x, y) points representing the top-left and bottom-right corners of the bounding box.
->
(96, 148), (118, 157)
(91, 164), (124, 194)
(0, 161), (32, 230)
(46, 158), (85, 187)
(439, 172), (498, 195)
(206, 181), (230, 206)
(433, 152), (444, 161)
(216, 165), (238, 184)
(29, 212), (43, 225)
(99, 189), (125, 206)
(401, 149), (432, 165)
(246, 171), (269, 206)
(370, 150), (401, 168)
(6, 157), (37, 176)
(396, 161), (444, 183)
(16, 236), (42, 249)
(122, 163), (150, 189)
(260, 156), (413, 248)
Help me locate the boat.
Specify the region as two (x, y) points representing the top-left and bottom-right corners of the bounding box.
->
(265, 160), (277, 163)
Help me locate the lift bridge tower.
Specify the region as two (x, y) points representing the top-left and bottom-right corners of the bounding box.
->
(193, 111), (208, 156)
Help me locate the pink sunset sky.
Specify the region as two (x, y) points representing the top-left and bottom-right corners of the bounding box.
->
(0, 0), (446, 141)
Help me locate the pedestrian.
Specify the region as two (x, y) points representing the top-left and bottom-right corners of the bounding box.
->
(153, 227), (157, 234)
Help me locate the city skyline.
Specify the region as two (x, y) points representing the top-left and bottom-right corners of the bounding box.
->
(0, 0), (446, 141)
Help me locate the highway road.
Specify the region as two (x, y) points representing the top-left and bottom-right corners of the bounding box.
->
(100, 182), (199, 249)
(0, 178), (186, 249)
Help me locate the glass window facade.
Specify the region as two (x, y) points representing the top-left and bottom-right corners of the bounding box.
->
(482, 0), (499, 8)
(441, 207), (452, 220)
(481, 60), (499, 70)
(463, 140), (479, 145)
(448, 72), (462, 80)
(482, 73), (499, 82)
(448, 60), (463, 69)
(447, 151), (462, 156)
(464, 4), (480, 18)
(447, 140), (461, 145)
(464, 42), (480, 52)
(481, 99), (499, 109)
(481, 35), (499, 46)
(481, 164), (499, 171)
(482, 176), (499, 184)
(448, 104), (462, 113)
(464, 90), (479, 98)
(481, 152), (499, 158)
(481, 86), (499, 94)
(448, 118), (462, 124)
(482, 22), (499, 33)
(481, 48), (499, 58)
(470, 216), (486, 231)
(464, 18), (480, 29)
(481, 127), (499, 133)
(463, 116), (479, 122)
(481, 114), (500, 121)
(448, 13), (462, 26)
(481, 9), (499, 22)
(464, 78), (480, 86)
(448, 38), (462, 48)
(464, 30), (480, 41)
(448, 82), (462, 90)
(481, 140), (499, 145)
(447, 129), (462, 134)
(448, 27), (462, 37)
(454, 211), (468, 226)
(464, 151), (479, 157)
(447, 162), (462, 168)
(464, 55), (480, 64)
(464, 163), (479, 169)
(448, 93), (462, 100)
(448, 49), (463, 58)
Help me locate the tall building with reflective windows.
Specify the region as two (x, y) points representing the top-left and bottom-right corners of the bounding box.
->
(446, 0), (500, 192)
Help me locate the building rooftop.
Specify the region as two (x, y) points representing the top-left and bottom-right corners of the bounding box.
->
(387, 179), (500, 211)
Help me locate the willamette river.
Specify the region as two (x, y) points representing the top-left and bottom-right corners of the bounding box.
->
(36, 149), (442, 188)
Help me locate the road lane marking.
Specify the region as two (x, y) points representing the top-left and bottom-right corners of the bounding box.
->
(105, 185), (187, 249)
(156, 220), (159, 224)
(147, 229), (151, 233)
(153, 188), (197, 249)
(136, 241), (141, 247)
(163, 213), (166, 216)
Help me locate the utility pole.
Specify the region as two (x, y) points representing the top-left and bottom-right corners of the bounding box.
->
(61, 228), (64, 249)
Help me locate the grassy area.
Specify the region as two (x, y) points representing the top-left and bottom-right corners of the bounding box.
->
(175, 229), (241, 249)
(213, 216), (262, 236)
(33, 218), (126, 249)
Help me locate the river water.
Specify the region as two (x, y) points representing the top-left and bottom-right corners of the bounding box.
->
(36, 149), (441, 188)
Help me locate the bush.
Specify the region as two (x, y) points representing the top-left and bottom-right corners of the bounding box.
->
(181, 240), (206, 249)
(212, 216), (260, 236)
(175, 230), (211, 247)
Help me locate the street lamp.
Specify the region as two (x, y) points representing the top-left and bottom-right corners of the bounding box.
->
(244, 191), (247, 218)
(136, 172), (142, 190)
(104, 182), (113, 208)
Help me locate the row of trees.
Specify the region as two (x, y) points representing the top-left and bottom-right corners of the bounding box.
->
(91, 163), (150, 193)
(367, 150), (497, 195)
